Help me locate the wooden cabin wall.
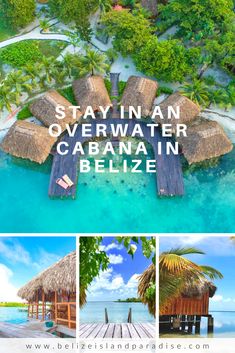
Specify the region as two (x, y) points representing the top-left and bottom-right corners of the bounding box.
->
(161, 293), (210, 316)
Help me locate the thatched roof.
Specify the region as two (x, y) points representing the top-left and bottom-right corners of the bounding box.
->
(18, 251), (76, 301)
(177, 119), (233, 164)
(141, 0), (157, 16)
(138, 264), (156, 317)
(0, 121), (56, 164)
(30, 90), (82, 132)
(182, 278), (216, 298)
(157, 92), (200, 132)
(121, 76), (158, 117)
(72, 76), (112, 113)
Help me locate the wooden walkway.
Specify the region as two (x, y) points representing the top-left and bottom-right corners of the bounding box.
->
(80, 323), (155, 339)
(49, 119), (184, 198)
(0, 322), (55, 338)
(110, 73), (120, 119)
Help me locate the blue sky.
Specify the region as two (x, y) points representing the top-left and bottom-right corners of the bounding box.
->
(160, 236), (235, 312)
(86, 237), (153, 302)
(0, 236), (76, 302)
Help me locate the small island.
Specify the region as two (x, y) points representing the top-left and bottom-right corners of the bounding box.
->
(115, 297), (141, 303)
(0, 302), (27, 307)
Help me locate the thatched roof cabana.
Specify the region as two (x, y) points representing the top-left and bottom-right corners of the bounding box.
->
(18, 251), (76, 301)
(177, 119), (233, 164)
(157, 92), (200, 132)
(141, 0), (157, 16)
(160, 277), (216, 316)
(121, 76), (158, 117)
(30, 90), (82, 132)
(0, 121), (56, 164)
(72, 76), (112, 113)
(138, 264), (156, 317)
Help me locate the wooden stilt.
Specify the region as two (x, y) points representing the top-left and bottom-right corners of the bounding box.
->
(42, 290), (45, 321)
(68, 303), (71, 328)
(195, 315), (201, 334)
(127, 308), (132, 323)
(208, 316), (214, 335)
(181, 315), (186, 331)
(55, 291), (58, 323)
(105, 308), (109, 324)
(36, 291), (39, 319)
(187, 315), (193, 334)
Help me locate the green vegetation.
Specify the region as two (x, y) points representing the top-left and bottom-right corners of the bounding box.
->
(79, 47), (109, 76)
(0, 22), (17, 42)
(0, 41), (42, 68)
(38, 40), (67, 58)
(116, 297), (141, 302)
(0, 0), (36, 29)
(0, 302), (27, 307)
(17, 104), (32, 120)
(58, 86), (77, 105)
(160, 247), (223, 312)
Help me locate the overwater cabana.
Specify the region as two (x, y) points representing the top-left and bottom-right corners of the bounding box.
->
(160, 278), (216, 335)
(157, 92), (200, 133)
(72, 75), (112, 113)
(1, 120), (57, 164)
(121, 76), (158, 117)
(30, 90), (82, 132)
(177, 119), (233, 164)
(18, 251), (76, 335)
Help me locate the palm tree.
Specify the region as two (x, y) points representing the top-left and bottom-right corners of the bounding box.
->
(0, 82), (17, 113)
(179, 80), (210, 107)
(62, 53), (77, 79)
(5, 70), (32, 105)
(41, 56), (59, 84)
(80, 48), (109, 76)
(39, 19), (50, 32)
(23, 62), (43, 91)
(98, 0), (112, 13)
(159, 247), (223, 312)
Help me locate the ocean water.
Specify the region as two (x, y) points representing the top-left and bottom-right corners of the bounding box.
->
(80, 302), (155, 323)
(0, 146), (234, 233)
(0, 307), (28, 324)
(161, 312), (235, 338)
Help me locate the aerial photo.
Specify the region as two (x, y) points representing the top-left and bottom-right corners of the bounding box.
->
(0, 0), (234, 233)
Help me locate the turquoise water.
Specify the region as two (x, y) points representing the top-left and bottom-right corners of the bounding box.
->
(0, 146), (235, 233)
(80, 302), (155, 323)
(0, 307), (28, 324)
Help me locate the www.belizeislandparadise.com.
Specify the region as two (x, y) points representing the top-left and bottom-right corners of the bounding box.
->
(21, 341), (211, 352)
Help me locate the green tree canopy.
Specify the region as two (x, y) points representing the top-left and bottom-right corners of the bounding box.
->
(101, 9), (153, 56)
(135, 37), (201, 82)
(0, 0), (35, 29)
(160, 0), (234, 39)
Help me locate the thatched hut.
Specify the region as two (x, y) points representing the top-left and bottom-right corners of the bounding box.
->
(72, 76), (112, 113)
(18, 251), (76, 330)
(160, 278), (216, 316)
(121, 76), (158, 117)
(157, 92), (200, 133)
(0, 121), (56, 164)
(177, 119), (233, 164)
(138, 264), (156, 317)
(30, 90), (82, 132)
(141, 0), (157, 16)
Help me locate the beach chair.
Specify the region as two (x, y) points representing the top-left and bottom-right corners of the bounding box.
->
(56, 178), (69, 190)
(62, 174), (74, 187)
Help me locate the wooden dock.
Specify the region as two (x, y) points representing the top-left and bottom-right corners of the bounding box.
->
(80, 323), (155, 339)
(0, 322), (55, 338)
(49, 118), (184, 198)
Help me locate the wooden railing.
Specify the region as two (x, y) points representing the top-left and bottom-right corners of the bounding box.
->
(55, 302), (76, 328)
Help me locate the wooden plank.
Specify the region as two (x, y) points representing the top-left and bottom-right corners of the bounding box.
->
(104, 323), (115, 338)
(80, 324), (98, 338)
(132, 324), (150, 338)
(127, 323), (140, 338)
(121, 324), (131, 338)
(95, 324), (109, 338)
(87, 323), (105, 339)
(139, 323), (156, 338)
(113, 324), (121, 338)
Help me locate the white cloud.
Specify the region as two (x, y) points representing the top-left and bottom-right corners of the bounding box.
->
(0, 264), (22, 302)
(99, 243), (123, 252)
(33, 248), (60, 271)
(0, 239), (31, 265)
(126, 274), (140, 289)
(211, 295), (223, 302)
(108, 254), (123, 264)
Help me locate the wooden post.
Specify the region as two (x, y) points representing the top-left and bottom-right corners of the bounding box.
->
(187, 315), (193, 334)
(105, 308), (109, 324)
(127, 308), (132, 323)
(31, 304), (34, 318)
(36, 291), (39, 320)
(208, 316), (214, 335)
(42, 290), (45, 322)
(55, 292), (58, 323)
(68, 303), (71, 328)
(195, 316), (201, 335)
(181, 315), (186, 331)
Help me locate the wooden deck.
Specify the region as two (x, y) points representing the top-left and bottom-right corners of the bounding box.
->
(80, 323), (155, 339)
(49, 118), (184, 198)
(0, 322), (55, 338)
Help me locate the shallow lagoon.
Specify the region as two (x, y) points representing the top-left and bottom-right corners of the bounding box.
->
(0, 146), (234, 233)
(0, 307), (28, 324)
